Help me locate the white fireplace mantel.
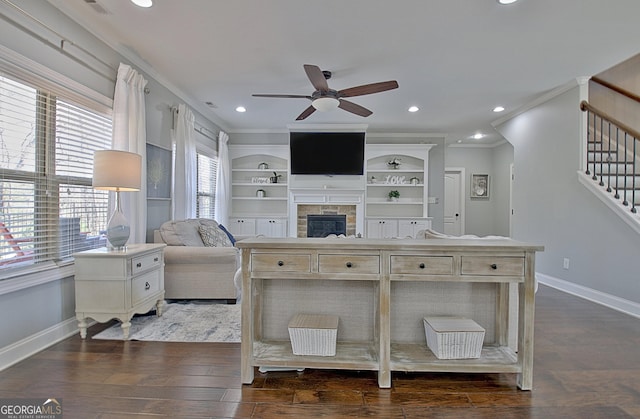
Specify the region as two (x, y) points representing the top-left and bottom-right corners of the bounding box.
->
(288, 188), (365, 237)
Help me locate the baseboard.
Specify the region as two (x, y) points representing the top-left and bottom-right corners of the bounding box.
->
(537, 273), (640, 319)
(0, 318), (82, 371)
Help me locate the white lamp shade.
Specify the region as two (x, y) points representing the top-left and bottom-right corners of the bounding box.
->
(93, 150), (142, 191)
(312, 97), (340, 112)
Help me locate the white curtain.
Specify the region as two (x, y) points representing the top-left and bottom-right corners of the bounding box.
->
(215, 131), (231, 226)
(173, 103), (196, 220)
(112, 63), (147, 244)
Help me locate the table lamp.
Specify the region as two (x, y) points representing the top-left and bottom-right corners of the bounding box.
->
(93, 150), (142, 249)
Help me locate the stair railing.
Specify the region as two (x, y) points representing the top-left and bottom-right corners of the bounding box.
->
(580, 101), (639, 214)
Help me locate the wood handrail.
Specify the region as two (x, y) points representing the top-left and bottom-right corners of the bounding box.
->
(591, 76), (640, 104)
(580, 101), (640, 141)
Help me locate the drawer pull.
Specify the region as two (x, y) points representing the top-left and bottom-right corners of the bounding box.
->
(490, 264), (498, 270)
(145, 281), (150, 290)
(419, 263), (425, 269)
(346, 262), (353, 268)
(136, 262), (142, 268)
(277, 260), (284, 266)
(154, 257), (159, 262)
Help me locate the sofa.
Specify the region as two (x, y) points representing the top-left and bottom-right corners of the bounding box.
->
(154, 218), (241, 302)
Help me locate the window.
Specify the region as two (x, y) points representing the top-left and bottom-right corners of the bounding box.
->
(196, 151), (217, 219)
(0, 73), (111, 271)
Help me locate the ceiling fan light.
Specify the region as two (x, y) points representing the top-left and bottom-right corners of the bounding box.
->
(131, 0), (153, 8)
(312, 97), (339, 112)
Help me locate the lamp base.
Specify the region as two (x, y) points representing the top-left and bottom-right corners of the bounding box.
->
(106, 193), (130, 249)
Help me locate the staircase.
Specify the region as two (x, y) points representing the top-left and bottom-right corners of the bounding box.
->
(580, 100), (640, 231)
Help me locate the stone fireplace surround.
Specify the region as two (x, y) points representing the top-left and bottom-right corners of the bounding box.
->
(289, 188), (364, 237)
(297, 205), (355, 238)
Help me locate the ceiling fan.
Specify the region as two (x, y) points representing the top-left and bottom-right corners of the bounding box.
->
(252, 64), (399, 121)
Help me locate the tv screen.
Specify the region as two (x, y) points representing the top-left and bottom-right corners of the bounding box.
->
(290, 132), (365, 175)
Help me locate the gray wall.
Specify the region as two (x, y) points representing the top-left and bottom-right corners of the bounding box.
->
(0, 1), (220, 351)
(495, 83), (640, 304)
(444, 144), (513, 236)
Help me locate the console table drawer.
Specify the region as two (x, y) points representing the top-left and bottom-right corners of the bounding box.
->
(390, 256), (454, 275)
(461, 256), (524, 276)
(131, 270), (161, 305)
(131, 251), (162, 275)
(251, 253), (311, 272)
(319, 254), (380, 274)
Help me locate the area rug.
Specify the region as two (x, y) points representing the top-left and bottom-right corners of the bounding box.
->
(92, 302), (241, 343)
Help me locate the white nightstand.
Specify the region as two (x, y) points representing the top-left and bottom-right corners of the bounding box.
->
(74, 243), (166, 339)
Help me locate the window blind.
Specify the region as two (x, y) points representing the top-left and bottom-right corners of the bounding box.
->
(196, 152), (217, 219)
(0, 73), (111, 270)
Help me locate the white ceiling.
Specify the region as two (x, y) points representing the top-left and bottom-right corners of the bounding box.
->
(47, 0), (640, 145)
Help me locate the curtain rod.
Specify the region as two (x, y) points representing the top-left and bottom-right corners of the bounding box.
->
(1, 0), (115, 81)
(171, 106), (218, 142)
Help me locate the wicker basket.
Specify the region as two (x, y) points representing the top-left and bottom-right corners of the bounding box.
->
(288, 313), (338, 356)
(423, 317), (485, 359)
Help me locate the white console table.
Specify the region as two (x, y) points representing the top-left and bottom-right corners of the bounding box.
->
(74, 243), (166, 339)
(237, 237), (543, 389)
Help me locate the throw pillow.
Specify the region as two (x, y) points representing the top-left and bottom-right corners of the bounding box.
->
(198, 224), (233, 247)
(217, 224), (236, 245)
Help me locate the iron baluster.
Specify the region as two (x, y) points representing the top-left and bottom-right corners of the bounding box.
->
(632, 137), (637, 214)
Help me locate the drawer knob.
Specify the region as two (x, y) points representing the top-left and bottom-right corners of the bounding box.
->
(136, 262), (142, 268)
(277, 260), (284, 266)
(490, 264), (498, 270)
(153, 257), (159, 262)
(145, 281), (150, 290)
(419, 263), (425, 269)
(346, 262), (353, 268)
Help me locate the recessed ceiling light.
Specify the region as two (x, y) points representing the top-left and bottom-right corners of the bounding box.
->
(457, 140), (463, 143)
(131, 0), (153, 7)
(473, 133), (484, 140)
(408, 106), (419, 113)
(236, 106), (246, 113)
(497, 0), (518, 4)
(493, 106), (505, 112)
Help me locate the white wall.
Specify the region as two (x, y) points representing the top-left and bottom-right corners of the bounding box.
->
(495, 82), (640, 304)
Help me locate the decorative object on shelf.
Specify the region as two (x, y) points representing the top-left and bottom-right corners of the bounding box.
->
(410, 176), (420, 185)
(387, 157), (401, 169)
(471, 174), (489, 198)
(388, 190), (400, 202)
(370, 175), (377, 184)
(258, 162), (269, 170)
(270, 171), (282, 183)
(93, 150), (142, 249)
(384, 175), (406, 184)
(251, 177), (270, 183)
(146, 143), (171, 199)
(256, 189), (266, 198)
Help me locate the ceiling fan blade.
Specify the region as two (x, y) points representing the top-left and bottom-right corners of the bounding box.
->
(338, 80), (399, 98)
(338, 99), (372, 117)
(253, 94), (313, 99)
(303, 64), (329, 91)
(296, 105), (316, 120)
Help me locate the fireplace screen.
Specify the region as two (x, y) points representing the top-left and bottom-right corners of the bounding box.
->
(306, 214), (347, 237)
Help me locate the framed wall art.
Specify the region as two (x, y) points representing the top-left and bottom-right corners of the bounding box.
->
(471, 174), (489, 198)
(146, 143), (172, 199)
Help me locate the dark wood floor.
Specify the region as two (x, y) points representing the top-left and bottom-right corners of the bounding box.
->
(1, 285), (639, 418)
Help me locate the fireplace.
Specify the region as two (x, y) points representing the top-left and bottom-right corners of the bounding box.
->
(307, 214), (347, 237)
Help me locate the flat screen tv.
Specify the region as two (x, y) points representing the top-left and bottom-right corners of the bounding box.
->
(289, 132), (365, 175)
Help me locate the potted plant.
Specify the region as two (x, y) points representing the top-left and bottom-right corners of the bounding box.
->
(387, 157), (401, 169)
(388, 190), (400, 202)
(270, 171), (282, 183)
